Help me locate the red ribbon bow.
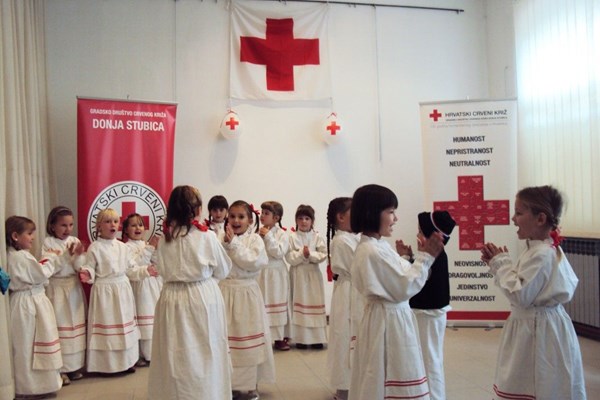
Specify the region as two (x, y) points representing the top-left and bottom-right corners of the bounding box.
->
(249, 204), (260, 216)
(550, 228), (564, 248)
(191, 219), (208, 232)
(203, 218), (210, 226)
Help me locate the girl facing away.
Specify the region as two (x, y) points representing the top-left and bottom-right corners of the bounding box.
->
(257, 201), (291, 351)
(220, 200), (274, 400)
(285, 204), (328, 349)
(79, 208), (158, 374)
(42, 206), (87, 385)
(326, 197), (361, 400)
(207, 194), (229, 240)
(122, 213), (163, 367)
(348, 184), (444, 400)
(480, 185), (587, 400)
(6, 216), (63, 398)
(148, 186), (233, 400)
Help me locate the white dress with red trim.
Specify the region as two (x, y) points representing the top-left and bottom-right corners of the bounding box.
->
(43, 235), (87, 373)
(489, 239), (586, 400)
(125, 239), (163, 361)
(327, 230), (360, 391)
(149, 226), (233, 400)
(81, 238), (141, 373)
(220, 230), (275, 391)
(285, 229), (328, 344)
(256, 226), (290, 340)
(349, 235), (434, 400)
(7, 248), (63, 396)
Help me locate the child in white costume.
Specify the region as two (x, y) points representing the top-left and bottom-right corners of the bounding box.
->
(79, 208), (158, 373)
(207, 194), (229, 240)
(6, 216), (63, 398)
(148, 186), (233, 400)
(122, 213), (163, 366)
(348, 185), (444, 400)
(286, 204), (328, 348)
(220, 200), (274, 400)
(42, 206), (87, 385)
(326, 197), (361, 400)
(481, 185), (586, 400)
(257, 201), (291, 351)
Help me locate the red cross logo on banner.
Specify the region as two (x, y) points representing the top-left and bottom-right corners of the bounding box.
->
(429, 109), (442, 122)
(225, 117), (239, 130)
(119, 201), (150, 232)
(433, 176), (510, 250)
(240, 18), (320, 91)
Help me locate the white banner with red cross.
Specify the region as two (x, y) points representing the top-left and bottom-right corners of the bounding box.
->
(420, 99), (518, 326)
(76, 97), (176, 245)
(229, 0), (331, 102)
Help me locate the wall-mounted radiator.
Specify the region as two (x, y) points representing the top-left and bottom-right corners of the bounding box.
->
(562, 237), (600, 340)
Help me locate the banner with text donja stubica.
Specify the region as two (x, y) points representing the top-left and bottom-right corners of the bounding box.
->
(419, 98), (517, 327)
(77, 97), (176, 246)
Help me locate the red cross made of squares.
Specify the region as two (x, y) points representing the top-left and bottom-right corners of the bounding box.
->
(433, 175), (510, 250)
(119, 201), (150, 232)
(429, 109), (442, 122)
(327, 121), (341, 135)
(225, 117), (239, 131)
(240, 18), (320, 92)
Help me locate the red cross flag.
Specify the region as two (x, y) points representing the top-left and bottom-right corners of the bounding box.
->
(230, 0), (331, 102)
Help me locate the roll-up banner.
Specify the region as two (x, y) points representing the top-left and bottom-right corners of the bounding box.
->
(420, 99), (517, 326)
(77, 97), (176, 245)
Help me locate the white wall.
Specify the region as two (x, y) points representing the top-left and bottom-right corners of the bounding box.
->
(45, 0), (516, 311)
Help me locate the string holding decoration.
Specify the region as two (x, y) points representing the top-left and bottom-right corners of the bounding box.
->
(323, 112), (342, 144)
(220, 110), (242, 140)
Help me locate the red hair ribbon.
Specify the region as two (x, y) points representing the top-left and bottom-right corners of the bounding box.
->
(249, 204), (260, 216)
(550, 228), (564, 248)
(203, 218), (210, 226)
(290, 227), (296, 232)
(326, 263), (333, 282)
(281, 226), (287, 231)
(191, 219), (208, 232)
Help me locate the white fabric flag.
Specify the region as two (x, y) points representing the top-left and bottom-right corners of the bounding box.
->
(230, 0), (331, 102)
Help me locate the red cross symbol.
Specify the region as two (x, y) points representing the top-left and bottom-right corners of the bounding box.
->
(119, 201), (150, 232)
(326, 121), (341, 136)
(429, 109), (442, 122)
(240, 18), (320, 91)
(433, 176), (510, 250)
(225, 117), (239, 131)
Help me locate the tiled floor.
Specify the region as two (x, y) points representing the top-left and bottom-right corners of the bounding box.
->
(54, 328), (599, 399)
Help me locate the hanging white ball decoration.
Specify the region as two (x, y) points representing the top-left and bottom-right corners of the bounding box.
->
(220, 111), (242, 140)
(323, 113), (342, 144)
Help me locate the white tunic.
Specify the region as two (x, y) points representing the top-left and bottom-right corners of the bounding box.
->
(489, 239), (586, 400)
(7, 248), (62, 395)
(42, 236), (87, 372)
(81, 238), (141, 373)
(220, 230), (275, 390)
(126, 239), (163, 360)
(349, 236), (434, 400)
(148, 226), (233, 400)
(256, 226), (290, 340)
(327, 231), (360, 390)
(285, 229), (328, 344)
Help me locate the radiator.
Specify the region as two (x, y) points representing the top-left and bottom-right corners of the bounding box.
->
(562, 237), (600, 329)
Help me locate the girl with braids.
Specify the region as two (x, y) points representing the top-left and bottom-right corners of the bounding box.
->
(481, 185), (586, 400)
(257, 201), (291, 351)
(148, 186), (232, 400)
(285, 204), (328, 349)
(42, 206), (87, 385)
(325, 197), (361, 400)
(207, 194), (229, 240)
(220, 200), (273, 400)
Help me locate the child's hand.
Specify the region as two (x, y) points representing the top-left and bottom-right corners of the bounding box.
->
(259, 226), (270, 237)
(421, 232), (444, 258)
(148, 235), (160, 248)
(72, 242), (85, 256)
(224, 225), (234, 243)
(79, 270), (92, 284)
(395, 240), (413, 258)
(480, 243), (507, 264)
(147, 265), (159, 277)
(303, 245), (310, 258)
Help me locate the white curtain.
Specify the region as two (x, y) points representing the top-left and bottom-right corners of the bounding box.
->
(514, 0), (600, 236)
(0, 1), (55, 398)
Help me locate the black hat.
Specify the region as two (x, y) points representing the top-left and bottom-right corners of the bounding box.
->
(418, 210), (456, 244)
